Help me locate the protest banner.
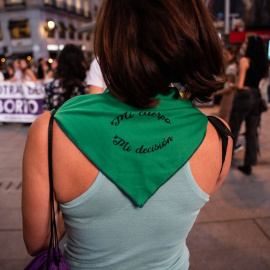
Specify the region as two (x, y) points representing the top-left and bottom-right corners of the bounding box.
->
(0, 81), (44, 123)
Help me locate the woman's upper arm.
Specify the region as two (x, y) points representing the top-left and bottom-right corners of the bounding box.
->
(237, 57), (249, 89)
(27, 69), (37, 82)
(189, 118), (233, 196)
(22, 111), (52, 256)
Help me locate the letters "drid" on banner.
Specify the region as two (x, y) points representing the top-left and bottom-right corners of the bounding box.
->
(0, 81), (45, 123)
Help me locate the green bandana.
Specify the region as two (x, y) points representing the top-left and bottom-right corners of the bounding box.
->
(54, 89), (208, 207)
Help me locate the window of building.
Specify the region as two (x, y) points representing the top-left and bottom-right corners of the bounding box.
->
(9, 19), (31, 39)
(47, 28), (55, 38)
(56, 0), (65, 9)
(68, 24), (76, 40)
(83, 0), (89, 17)
(86, 33), (90, 41)
(78, 32), (83, 40)
(58, 22), (66, 39)
(76, 0), (82, 15)
(44, 0), (55, 5)
(5, 0), (25, 5)
(45, 20), (56, 38)
(66, 0), (75, 12)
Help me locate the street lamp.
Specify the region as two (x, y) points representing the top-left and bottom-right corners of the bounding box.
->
(47, 20), (55, 30)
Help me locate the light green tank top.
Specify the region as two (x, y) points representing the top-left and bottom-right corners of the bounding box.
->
(60, 162), (209, 270)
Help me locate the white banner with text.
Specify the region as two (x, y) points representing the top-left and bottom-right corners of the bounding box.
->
(0, 81), (44, 123)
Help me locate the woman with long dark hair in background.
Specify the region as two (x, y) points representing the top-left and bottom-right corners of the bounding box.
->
(230, 36), (268, 175)
(42, 60), (54, 84)
(43, 44), (87, 111)
(5, 63), (15, 80)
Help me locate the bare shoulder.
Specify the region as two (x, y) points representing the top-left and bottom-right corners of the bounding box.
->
(25, 111), (51, 148)
(29, 110), (51, 130)
(189, 117), (233, 195)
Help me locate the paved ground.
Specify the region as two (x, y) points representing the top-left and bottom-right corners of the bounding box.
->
(0, 106), (269, 270)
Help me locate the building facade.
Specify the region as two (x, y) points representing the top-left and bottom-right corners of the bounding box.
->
(0, 0), (102, 65)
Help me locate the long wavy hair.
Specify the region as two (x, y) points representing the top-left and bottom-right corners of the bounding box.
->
(245, 36), (268, 81)
(55, 44), (86, 101)
(95, 0), (225, 109)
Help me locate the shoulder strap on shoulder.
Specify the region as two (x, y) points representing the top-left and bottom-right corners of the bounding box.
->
(48, 109), (57, 200)
(207, 116), (234, 174)
(48, 109), (59, 254)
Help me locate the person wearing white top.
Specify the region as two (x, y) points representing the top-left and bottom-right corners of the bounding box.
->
(11, 59), (23, 81)
(86, 58), (106, 94)
(0, 71), (4, 81)
(214, 47), (238, 123)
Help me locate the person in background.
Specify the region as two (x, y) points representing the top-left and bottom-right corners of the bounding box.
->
(20, 59), (37, 82)
(51, 59), (58, 77)
(37, 58), (44, 80)
(229, 36), (268, 175)
(22, 1), (233, 269)
(42, 60), (54, 84)
(267, 65), (270, 105)
(42, 44), (87, 111)
(215, 47), (238, 123)
(11, 59), (22, 81)
(0, 70), (4, 81)
(242, 0), (254, 26)
(86, 58), (106, 94)
(6, 63), (15, 80)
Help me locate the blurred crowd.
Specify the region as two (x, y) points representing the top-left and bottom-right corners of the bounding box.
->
(0, 38), (269, 176)
(0, 58), (58, 84)
(0, 44), (94, 112)
(0, 47), (94, 88)
(1, 42), (269, 110)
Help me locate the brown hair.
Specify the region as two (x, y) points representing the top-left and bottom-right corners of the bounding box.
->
(95, 0), (225, 109)
(55, 44), (86, 101)
(226, 46), (238, 65)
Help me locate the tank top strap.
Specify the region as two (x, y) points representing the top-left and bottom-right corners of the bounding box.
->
(207, 116), (234, 173)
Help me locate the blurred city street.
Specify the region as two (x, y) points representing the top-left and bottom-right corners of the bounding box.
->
(0, 105), (270, 270)
(1, 0), (270, 269)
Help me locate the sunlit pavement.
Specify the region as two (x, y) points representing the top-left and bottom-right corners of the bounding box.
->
(0, 106), (269, 270)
